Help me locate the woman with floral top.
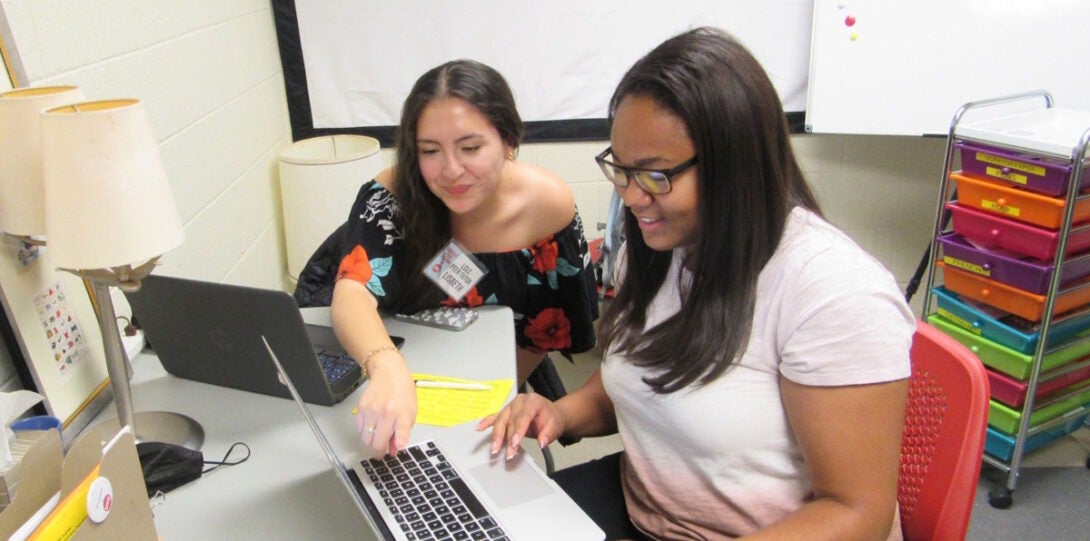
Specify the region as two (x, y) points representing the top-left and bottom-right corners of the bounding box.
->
(323, 59), (598, 457)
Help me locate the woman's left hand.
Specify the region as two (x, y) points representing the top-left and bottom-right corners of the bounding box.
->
(477, 392), (566, 460)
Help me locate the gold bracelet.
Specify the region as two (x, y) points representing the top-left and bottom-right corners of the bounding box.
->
(362, 345), (400, 379)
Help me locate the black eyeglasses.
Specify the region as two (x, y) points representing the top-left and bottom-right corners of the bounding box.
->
(595, 147), (698, 195)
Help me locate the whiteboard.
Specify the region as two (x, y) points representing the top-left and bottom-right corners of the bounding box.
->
(283, 0), (812, 138)
(805, 0), (1090, 136)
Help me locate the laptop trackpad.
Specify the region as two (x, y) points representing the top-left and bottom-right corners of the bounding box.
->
(469, 456), (554, 509)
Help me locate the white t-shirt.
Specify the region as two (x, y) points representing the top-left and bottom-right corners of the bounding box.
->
(602, 207), (914, 539)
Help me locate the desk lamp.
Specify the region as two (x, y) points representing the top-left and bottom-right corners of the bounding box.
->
(40, 98), (203, 449)
(0, 85), (84, 243)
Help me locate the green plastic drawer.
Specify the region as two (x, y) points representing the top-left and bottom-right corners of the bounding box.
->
(988, 384), (1090, 434)
(928, 314), (1090, 378)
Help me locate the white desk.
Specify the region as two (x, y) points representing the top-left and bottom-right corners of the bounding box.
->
(97, 306), (517, 540)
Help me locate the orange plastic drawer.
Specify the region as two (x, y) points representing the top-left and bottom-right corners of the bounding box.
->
(942, 263), (1090, 322)
(953, 172), (1090, 229)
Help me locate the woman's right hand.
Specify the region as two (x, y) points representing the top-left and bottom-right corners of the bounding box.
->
(477, 392), (566, 460)
(354, 350), (417, 457)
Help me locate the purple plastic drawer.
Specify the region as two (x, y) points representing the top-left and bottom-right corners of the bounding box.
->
(947, 203), (1090, 261)
(939, 232), (1090, 294)
(958, 140), (1089, 197)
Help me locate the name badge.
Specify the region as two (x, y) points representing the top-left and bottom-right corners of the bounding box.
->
(423, 240), (487, 301)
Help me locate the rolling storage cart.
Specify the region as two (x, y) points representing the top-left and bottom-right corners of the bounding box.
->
(920, 90), (1090, 509)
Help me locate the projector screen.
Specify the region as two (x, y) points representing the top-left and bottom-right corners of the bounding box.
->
(273, 0), (813, 144)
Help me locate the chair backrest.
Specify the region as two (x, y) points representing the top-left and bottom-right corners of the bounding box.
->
(898, 320), (990, 541)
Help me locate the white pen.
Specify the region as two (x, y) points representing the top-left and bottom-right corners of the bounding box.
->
(414, 380), (492, 391)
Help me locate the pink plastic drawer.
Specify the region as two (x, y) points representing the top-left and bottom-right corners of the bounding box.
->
(953, 172), (1090, 229)
(941, 263), (1090, 322)
(938, 232), (1090, 294)
(957, 140), (1089, 197)
(987, 362), (1090, 408)
(947, 203), (1090, 261)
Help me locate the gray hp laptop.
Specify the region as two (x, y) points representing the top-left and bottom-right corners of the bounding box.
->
(261, 337), (605, 541)
(125, 274), (375, 406)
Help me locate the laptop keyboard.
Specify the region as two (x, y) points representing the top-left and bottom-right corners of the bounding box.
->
(360, 441), (510, 541)
(317, 351), (356, 384)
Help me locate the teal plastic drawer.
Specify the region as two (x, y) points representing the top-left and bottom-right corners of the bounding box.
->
(985, 411), (1089, 461)
(932, 286), (1090, 354)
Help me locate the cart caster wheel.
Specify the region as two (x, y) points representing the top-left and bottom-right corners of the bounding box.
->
(988, 487), (1013, 509)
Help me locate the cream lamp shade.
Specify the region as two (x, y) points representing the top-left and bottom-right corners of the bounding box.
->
(0, 85), (84, 236)
(40, 99), (185, 270)
(279, 134), (382, 282)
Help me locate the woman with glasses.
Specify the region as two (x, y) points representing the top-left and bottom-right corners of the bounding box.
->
(312, 59), (599, 457)
(481, 27), (913, 540)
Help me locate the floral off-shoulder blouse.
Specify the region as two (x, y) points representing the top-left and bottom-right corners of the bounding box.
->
(335, 181), (599, 356)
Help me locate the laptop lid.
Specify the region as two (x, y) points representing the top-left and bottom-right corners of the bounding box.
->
(125, 274), (361, 406)
(260, 338), (605, 541)
(261, 336), (392, 540)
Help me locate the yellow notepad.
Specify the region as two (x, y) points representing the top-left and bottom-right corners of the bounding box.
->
(411, 373), (514, 427)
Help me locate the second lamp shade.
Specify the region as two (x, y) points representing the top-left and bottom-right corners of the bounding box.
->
(279, 134), (382, 282)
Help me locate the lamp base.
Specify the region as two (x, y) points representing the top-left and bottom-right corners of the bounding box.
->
(79, 411), (204, 450)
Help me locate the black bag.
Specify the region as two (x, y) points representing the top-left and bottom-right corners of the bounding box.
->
(137, 441), (251, 496)
(137, 442), (204, 496)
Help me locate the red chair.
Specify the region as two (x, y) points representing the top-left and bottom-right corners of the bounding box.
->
(898, 320), (990, 541)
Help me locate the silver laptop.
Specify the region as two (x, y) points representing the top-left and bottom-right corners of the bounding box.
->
(261, 336), (605, 541)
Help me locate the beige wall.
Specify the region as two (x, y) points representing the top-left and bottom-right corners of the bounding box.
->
(2, 0), (942, 326)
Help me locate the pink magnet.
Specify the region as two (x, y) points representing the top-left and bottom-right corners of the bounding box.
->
(845, 15), (856, 27)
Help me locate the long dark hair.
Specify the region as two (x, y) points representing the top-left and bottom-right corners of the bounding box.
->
(390, 59), (523, 313)
(598, 27), (822, 393)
